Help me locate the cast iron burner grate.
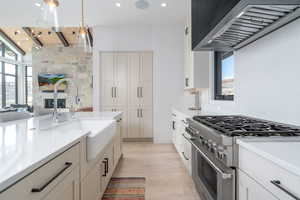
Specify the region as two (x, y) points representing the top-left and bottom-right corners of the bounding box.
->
(193, 115), (300, 137)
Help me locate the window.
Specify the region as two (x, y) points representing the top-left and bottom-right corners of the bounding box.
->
(0, 43), (18, 107)
(214, 52), (234, 101)
(25, 66), (32, 106)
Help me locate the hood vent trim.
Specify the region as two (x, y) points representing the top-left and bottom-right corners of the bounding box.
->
(200, 4), (300, 51)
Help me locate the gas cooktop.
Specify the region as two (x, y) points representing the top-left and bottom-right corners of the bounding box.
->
(193, 115), (300, 137)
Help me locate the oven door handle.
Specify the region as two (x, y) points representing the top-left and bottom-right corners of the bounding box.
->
(183, 135), (233, 179)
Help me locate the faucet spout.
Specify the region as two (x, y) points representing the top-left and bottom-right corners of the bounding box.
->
(53, 78), (80, 122)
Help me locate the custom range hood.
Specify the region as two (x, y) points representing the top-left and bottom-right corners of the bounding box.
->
(192, 0), (300, 51)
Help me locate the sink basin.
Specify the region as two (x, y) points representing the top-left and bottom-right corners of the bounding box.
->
(81, 119), (116, 161)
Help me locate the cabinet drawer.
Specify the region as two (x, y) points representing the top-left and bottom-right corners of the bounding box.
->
(239, 146), (300, 200)
(0, 143), (80, 200)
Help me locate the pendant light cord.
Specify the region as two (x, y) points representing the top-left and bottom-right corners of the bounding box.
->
(81, 0), (85, 27)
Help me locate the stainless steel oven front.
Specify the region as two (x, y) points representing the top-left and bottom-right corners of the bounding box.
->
(191, 139), (235, 200)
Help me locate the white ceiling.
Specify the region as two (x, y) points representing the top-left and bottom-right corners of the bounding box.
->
(0, 0), (187, 27)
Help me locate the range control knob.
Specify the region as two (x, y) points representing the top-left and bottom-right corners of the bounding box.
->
(217, 146), (226, 160)
(211, 143), (217, 153)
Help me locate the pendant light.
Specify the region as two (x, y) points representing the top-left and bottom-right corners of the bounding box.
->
(38, 0), (60, 32)
(77, 0), (92, 53)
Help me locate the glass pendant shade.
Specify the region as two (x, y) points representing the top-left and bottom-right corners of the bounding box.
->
(77, 0), (92, 53)
(77, 26), (92, 53)
(38, 0), (60, 31)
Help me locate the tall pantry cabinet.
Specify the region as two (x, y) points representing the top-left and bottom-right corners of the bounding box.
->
(100, 52), (153, 140)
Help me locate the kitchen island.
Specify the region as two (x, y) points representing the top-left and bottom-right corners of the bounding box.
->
(0, 112), (122, 200)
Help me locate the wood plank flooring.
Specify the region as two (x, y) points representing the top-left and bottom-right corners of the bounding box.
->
(113, 143), (201, 200)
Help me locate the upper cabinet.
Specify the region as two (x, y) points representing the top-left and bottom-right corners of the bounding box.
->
(191, 0), (300, 51)
(184, 0), (210, 90)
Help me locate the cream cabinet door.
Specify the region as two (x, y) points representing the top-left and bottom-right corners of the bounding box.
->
(128, 108), (141, 138)
(115, 53), (128, 107)
(140, 52), (153, 82)
(140, 108), (153, 138)
(101, 81), (115, 107)
(81, 165), (100, 200)
(101, 52), (116, 107)
(140, 81), (152, 107)
(238, 170), (279, 200)
(128, 53), (141, 107)
(101, 52), (115, 82)
(43, 167), (80, 200)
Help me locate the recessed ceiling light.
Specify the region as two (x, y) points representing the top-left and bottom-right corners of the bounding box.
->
(35, 2), (41, 7)
(115, 2), (121, 7)
(161, 2), (167, 7)
(25, 38), (29, 41)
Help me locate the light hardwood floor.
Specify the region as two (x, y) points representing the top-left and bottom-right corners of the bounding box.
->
(113, 143), (201, 200)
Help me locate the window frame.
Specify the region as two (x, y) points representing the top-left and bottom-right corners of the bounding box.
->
(0, 43), (18, 107)
(25, 65), (32, 105)
(214, 51), (234, 101)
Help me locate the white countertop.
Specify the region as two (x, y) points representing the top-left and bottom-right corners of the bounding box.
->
(237, 139), (300, 177)
(172, 106), (222, 119)
(0, 112), (121, 192)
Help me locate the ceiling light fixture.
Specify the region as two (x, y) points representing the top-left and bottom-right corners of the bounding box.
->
(38, 0), (60, 32)
(76, 0), (92, 53)
(115, 2), (121, 7)
(161, 2), (167, 7)
(35, 2), (41, 7)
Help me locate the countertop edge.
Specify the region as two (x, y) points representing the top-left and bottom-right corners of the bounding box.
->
(237, 139), (300, 178)
(0, 134), (88, 193)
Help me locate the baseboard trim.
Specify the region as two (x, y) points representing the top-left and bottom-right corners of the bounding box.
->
(123, 138), (153, 143)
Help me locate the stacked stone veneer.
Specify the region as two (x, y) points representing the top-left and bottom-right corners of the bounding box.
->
(32, 46), (93, 115)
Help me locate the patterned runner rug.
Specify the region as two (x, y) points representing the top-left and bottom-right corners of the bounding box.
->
(102, 177), (146, 200)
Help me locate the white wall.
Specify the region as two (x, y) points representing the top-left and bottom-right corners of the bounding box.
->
(93, 25), (184, 143)
(200, 19), (300, 126)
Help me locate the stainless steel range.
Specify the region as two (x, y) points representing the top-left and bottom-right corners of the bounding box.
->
(185, 115), (300, 200)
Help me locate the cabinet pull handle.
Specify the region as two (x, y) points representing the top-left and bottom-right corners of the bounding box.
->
(181, 152), (189, 161)
(140, 109), (143, 118)
(137, 87), (140, 98)
(114, 87), (117, 98)
(31, 162), (72, 193)
(104, 158), (109, 174)
(111, 87), (114, 98)
(271, 180), (300, 200)
(102, 160), (107, 177)
(137, 109), (139, 118)
(140, 87), (143, 98)
(185, 78), (189, 87)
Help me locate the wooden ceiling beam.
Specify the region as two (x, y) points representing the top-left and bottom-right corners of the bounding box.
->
(53, 29), (69, 47)
(87, 28), (93, 47)
(22, 27), (43, 47)
(0, 29), (26, 56)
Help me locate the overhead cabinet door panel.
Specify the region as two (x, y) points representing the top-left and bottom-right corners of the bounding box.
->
(115, 53), (128, 107)
(128, 53), (141, 107)
(101, 53), (115, 107)
(140, 52), (153, 82)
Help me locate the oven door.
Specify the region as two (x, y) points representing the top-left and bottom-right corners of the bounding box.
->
(191, 140), (235, 200)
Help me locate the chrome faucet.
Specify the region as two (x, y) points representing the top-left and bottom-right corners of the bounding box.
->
(53, 78), (80, 122)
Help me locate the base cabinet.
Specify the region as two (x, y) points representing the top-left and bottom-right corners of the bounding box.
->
(239, 170), (279, 200)
(171, 110), (192, 175)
